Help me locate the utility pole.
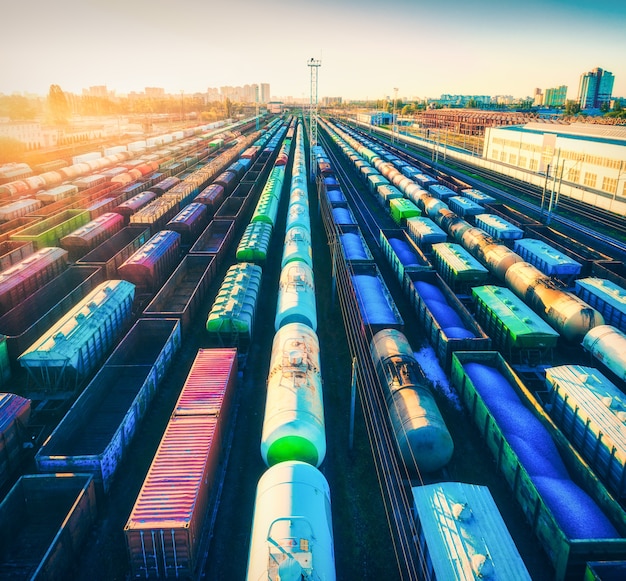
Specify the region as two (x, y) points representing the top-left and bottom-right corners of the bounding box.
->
(308, 58), (322, 179)
(392, 87), (399, 144)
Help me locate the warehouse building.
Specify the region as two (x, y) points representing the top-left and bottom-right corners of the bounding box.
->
(484, 122), (626, 204)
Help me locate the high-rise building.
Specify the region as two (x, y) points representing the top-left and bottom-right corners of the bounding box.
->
(578, 68), (614, 109)
(260, 83), (270, 103)
(544, 85), (567, 107)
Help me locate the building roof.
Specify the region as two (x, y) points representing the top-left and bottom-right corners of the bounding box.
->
(497, 122), (626, 147)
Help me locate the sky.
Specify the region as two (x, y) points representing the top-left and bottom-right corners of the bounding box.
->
(1, 0), (625, 102)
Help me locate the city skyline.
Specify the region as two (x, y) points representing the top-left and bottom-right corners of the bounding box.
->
(1, 0), (625, 102)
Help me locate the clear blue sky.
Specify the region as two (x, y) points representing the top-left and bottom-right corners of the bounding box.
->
(1, 0), (625, 101)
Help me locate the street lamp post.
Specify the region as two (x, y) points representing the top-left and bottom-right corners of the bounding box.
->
(392, 87), (399, 144)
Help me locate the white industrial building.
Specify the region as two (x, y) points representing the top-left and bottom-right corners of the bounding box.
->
(484, 122), (626, 213)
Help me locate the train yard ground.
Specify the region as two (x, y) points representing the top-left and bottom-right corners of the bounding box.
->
(2, 116), (624, 580)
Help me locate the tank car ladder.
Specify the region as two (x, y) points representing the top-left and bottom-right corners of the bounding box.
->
(265, 516), (320, 580)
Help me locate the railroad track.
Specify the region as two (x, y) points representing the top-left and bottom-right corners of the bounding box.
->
(353, 124), (626, 258)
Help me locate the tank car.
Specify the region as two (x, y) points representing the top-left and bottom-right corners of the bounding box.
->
(370, 328), (453, 473)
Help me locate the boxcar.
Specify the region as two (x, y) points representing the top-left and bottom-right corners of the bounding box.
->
(60, 212), (125, 260)
(0, 265), (104, 363)
(0, 246), (68, 314)
(114, 191), (157, 218)
(194, 183), (225, 217)
(545, 364), (626, 498)
(35, 184), (79, 205)
(0, 198), (42, 222)
(405, 217), (447, 250)
(431, 242), (489, 293)
(0, 392), (31, 489)
(18, 280), (136, 391)
(412, 482), (531, 580)
(166, 202), (209, 247)
(118, 230), (181, 293)
(575, 277), (626, 332)
(472, 285), (560, 358)
(0, 240), (34, 271)
(514, 238), (583, 280)
(475, 213), (524, 241)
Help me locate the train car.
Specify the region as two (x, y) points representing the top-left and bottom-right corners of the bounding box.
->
(472, 285), (560, 357)
(261, 323), (325, 467)
(114, 191), (157, 218)
(76, 225), (150, 280)
(330, 205), (357, 226)
(150, 176), (181, 195)
(371, 328), (453, 473)
(431, 242), (489, 293)
(484, 202), (544, 230)
(461, 187), (496, 205)
(60, 212), (125, 260)
(189, 219), (236, 269)
(206, 262), (263, 351)
(35, 319), (181, 493)
(0, 265), (104, 362)
(405, 217), (447, 250)
(367, 174), (390, 196)
(129, 197), (180, 233)
(505, 262), (605, 342)
(275, 261), (317, 331)
(389, 197), (421, 226)
(282, 225), (313, 268)
(513, 238), (583, 281)
(236, 221), (273, 263)
(246, 461), (335, 581)
(166, 202), (208, 246)
(337, 225), (372, 263)
(0, 246), (68, 314)
(474, 214), (524, 241)
(118, 230), (181, 293)
(35, 184), (79, 205)
(18, 279), (136, 391)
(574, 277), (626, 332)
(582, 325), (626, 383)
(448, 195), (484, 218)
(545, 364), (626, 498)
(411, 482), (531, 580)
(125, 415), (220, 579)
(585, 561), (626, 580)
(194, 183), (225, 216)
(0, 392), (31, 488)
(404, 270), (490, 370)
(213, 170), (239, 196)
(428, 184), (457, 201)
(379, 228), (430, 283)
(72, 174), (107, 191)
(459, 227), (522, 280)
(450, 350), (626, 581)
(10, 209), (90, 249)
(0, 474), (97, 580)
(351, 262), (403, 334)
(0, 199), (42, 222)
(0, 240), (34, 271)
(251, 188), (281, 227)
(143, 255), (216, 336)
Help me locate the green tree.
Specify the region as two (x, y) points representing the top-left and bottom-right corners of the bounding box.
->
(47, 84), (70, 125)
(564, 100), (581, 116)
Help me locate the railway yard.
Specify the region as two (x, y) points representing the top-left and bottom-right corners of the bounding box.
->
(1, 113), (626, 580)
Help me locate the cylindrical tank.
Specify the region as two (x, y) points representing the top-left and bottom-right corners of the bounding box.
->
(505, 261), (549, 297)
(481, 243), (523, 279)
(261, 323), (325, 466)
(282, 226), (313, 268)
(275, 262), (317, 331)
(582, 325), (626, 382)
(422, 197), (449, 221)
(370, 329), (454, 472)
(506, 262), (605, 341)
(246, 461), (335, 581)
(287, 201), (311, 231)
